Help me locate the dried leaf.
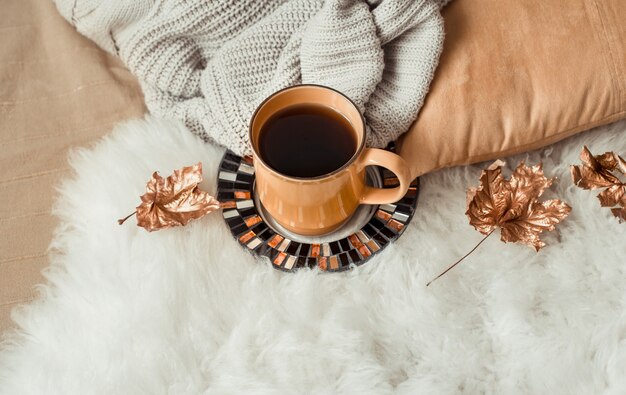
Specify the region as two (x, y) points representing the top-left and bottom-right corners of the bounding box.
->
(598, 185), (625, 207)
(118, 163), (221, 231)
(428, 160), (572, 286)
(571, 146), (621, 189)
(466, 160), (571, 251)
(571, 146), (626, 222)
(612, 206), (626, 222)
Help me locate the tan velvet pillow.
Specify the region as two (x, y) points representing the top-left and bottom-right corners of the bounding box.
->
(398, 0), (626, 178)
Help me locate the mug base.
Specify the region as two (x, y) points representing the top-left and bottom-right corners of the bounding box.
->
(274, 217), (348, 237)
(254, 167), (382, 243)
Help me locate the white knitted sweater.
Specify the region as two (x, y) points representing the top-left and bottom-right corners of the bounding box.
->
(54, 0), (447, 156)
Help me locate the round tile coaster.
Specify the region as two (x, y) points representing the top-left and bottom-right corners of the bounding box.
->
(217, 150), (419, 272)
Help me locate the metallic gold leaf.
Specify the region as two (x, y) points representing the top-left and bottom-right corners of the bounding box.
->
(119, 162), (221, 231)
(500, 199), (572, 251)
(466, 160), (571, 251)
(597, 185), (626, 207)
(465, 160), (509, 235)
(501, 161), (553, 224)
(611, 206), (626, 222)
(571, 146), (626, 223)
(596, 151), (626, 175)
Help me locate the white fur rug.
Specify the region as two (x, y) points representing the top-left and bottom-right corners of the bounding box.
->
(1, 117), (625, 394)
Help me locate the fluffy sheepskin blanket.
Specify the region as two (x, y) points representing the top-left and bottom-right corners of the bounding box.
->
(0, 117), (625, 395)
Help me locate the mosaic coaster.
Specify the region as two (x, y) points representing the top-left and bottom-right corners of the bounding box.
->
(217, 150), (419, 272)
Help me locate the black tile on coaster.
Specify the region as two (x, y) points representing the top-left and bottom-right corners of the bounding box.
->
(250, 222), (268, 235)
(237, 173), (254, 183)
(258, 229), (275, 241)
(218, 180), (235, 189)
(373, 232), (389, 246)
(238, 207), (256, 218)
(234, 181), (251, 190)
(338, 238), (350, 252)
(381, 226), (397, 239)
(253, 227), (269, 240)
(399, 197), (416, 207)
(224, 151), (241, 163)
(400, 195), (416, 204)
(220, 161), (239, 172)
(226, 216), (245, 228)
(299, 243), (311, 256)
(329, 241), (341, 254)
(348, 249), (361, 262)
(306, 257), (317, 268)
(363, 223), (378, 238)
(394, 204), (413, 215)
(338, 252), (351, 267)
(217, 191), (234, 201)
(369, 217), (386, 229)
(296, 257), (307, 268)
(286, 241), (300, 255)
(231, 223), (248, 236)
(220, 161), (241, 172)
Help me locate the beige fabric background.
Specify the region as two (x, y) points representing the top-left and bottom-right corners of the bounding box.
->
(0, 0), (145, 333)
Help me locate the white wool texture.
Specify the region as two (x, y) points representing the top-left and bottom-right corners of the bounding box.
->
(52, 0), (446, 155)
(1, 117), (625, 394)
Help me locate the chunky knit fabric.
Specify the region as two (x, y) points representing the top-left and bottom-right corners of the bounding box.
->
(54, 0), (446, 156)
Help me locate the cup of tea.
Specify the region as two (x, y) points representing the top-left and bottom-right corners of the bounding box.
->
(249, 84), (411, 236)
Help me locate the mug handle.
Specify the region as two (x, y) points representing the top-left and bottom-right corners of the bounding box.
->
(358, 148), (412, 205)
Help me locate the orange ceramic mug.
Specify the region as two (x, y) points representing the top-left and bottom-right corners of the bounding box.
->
(249, 85), (412, 236)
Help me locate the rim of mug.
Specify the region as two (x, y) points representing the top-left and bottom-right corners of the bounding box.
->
(248, 84), (367, 182)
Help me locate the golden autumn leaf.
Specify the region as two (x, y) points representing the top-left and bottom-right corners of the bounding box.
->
(571, 146), (626, 223)
(466, 160), (572, 251)
(612, 206), (626, 222)
(427, 160), (572, 286)
(118, 162), (221, 231)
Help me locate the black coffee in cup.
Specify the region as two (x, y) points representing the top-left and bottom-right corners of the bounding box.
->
(258, 104), (357, 178)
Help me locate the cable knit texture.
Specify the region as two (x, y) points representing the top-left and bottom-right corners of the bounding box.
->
(54, 0), (446, 155)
